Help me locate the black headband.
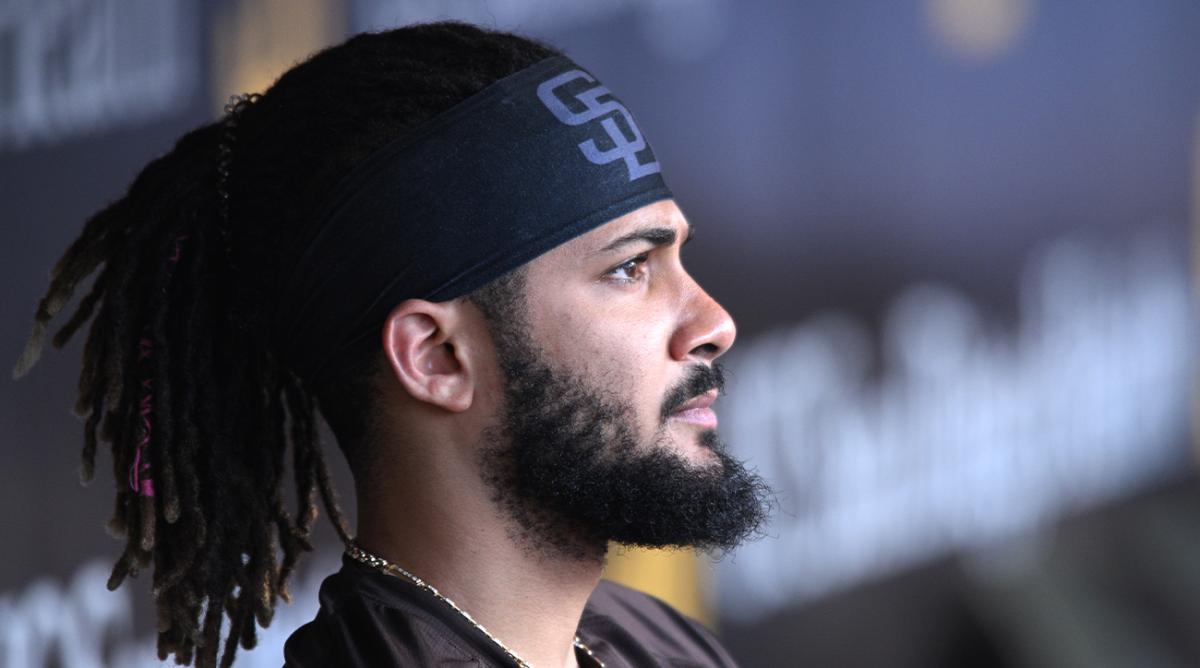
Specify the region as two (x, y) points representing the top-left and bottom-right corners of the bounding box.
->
(275, 56), (672, 382)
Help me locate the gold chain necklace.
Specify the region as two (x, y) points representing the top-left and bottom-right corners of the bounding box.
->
(345, 543), (605, 668)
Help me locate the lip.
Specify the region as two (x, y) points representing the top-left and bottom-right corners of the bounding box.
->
(669, 389), (719, 429)
(674, 389), (718, 412)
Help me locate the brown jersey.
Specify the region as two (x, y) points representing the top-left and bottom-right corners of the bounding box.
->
(283, 554), (741, 667)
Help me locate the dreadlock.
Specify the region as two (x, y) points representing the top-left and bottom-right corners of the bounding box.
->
(13, 22), (560, 668)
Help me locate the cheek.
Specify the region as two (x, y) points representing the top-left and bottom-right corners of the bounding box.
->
(522, 272), (677, 425)
(535, 309), (671, 428)
(535, 300), (648, 371)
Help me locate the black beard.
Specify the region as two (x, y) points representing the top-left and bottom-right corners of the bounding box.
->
(479, 321), (773, 564)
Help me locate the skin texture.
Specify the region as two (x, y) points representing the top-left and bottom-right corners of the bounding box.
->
(355, 199), (739, 668)
(518, 201), (735, 462)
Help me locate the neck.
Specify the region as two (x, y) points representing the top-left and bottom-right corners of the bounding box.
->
(355, 454), (604, 668)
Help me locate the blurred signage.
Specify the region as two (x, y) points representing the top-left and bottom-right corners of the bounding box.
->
(720, 234), (1196, 622)
(0, 554), (336, 667)
(0, 0), (198, 152)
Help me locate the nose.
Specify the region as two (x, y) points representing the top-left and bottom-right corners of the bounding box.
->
(669, 278), (737, 363)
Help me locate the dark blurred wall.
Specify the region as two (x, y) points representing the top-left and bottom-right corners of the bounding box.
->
(2, 1), (1197, 666)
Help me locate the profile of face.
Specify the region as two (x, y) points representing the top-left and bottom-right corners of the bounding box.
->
(476, 199), (772, 561)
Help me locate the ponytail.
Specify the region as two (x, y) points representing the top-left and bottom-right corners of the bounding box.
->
(15, 114), (349, 667)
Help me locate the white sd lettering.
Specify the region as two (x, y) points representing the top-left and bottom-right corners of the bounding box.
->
(536, 70), (661, 181)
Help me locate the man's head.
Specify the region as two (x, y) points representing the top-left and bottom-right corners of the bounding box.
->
(369, 200), (771, 562)
(19, 20), (768, 667)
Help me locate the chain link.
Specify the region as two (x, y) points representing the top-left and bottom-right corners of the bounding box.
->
(346, 543), (604, 668)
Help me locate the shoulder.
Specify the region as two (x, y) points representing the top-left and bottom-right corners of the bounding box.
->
(581, 580), (741, 668)
(282, 559), (495, 667)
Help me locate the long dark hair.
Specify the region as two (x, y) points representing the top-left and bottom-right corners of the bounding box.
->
(14, 22), (559, 668)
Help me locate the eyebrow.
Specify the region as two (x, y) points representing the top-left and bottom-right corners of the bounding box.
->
(592, 222), (695, 257)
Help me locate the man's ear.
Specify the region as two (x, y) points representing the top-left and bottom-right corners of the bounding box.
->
(381, 299), (475, 412)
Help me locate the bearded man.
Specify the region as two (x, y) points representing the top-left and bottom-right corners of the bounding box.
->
(18, 21), (771, 668)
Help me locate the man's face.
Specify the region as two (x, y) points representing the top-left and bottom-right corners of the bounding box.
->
(475, 199), (771, 560)
(538, 200), (741, 450)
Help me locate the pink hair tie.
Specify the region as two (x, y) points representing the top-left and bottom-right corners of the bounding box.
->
(129, 342), (155, 497)
(126, 234), (188, 498)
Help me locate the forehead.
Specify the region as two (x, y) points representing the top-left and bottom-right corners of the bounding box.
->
(546, 199), (690, 261)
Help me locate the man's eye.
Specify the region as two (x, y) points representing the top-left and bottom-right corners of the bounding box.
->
(606, 253), (650, 282)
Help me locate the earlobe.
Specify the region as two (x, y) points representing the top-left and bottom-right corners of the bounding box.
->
(381, 300), (475, 412)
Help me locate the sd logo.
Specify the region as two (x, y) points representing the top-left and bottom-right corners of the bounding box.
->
(536, 70), (661, 181)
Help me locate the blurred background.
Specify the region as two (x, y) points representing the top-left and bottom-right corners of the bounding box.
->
(2, 0), (1198, 666)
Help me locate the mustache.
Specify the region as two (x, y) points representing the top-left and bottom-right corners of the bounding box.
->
(659, 362), (726, 421)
